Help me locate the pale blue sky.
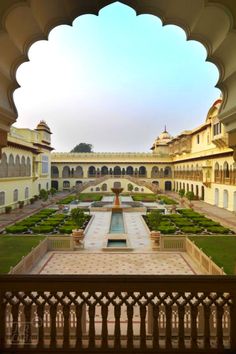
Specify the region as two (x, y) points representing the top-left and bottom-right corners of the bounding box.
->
(14, 2), (220, 152)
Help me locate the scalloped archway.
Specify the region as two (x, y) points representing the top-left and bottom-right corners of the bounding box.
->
(0, 0), (236, 158)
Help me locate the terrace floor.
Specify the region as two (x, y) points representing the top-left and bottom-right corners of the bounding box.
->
(31, 251), (201, 274)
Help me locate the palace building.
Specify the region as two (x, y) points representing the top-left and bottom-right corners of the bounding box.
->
(0, 121), (53, 213)
(0, 99), (236, 212)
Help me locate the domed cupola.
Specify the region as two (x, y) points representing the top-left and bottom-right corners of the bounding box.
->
(151, 126), (172, 154)
(35, 120), (52, 134)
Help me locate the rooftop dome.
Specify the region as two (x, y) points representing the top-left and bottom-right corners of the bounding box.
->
(158, 126), (172, 141)
(35, 120), (52, 134)
(151, 126), (172, 150)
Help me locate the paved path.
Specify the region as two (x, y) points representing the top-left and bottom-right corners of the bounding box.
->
(0, 191), (71, 231)
(166, 191), (236, 232)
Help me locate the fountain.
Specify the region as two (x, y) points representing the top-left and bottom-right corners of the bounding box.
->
(111, 187), (123, 209)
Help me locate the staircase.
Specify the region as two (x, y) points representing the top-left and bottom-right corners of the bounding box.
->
(76, 175), (159, 194)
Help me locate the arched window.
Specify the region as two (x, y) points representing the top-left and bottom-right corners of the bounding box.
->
(0, 153), (8, 178)
(20, 156), (26, 176)
(126, 166), (134, 175)
(101, 166), (109, 176)
(0, 191), (5, 206)
(51, 166), (59, 178)
(88, 166), (96, 177)
(214, 162), (220, 179)
(26, 157), (31, 176)
(101, 183), (107, 191)
(15, 155), (20, 177)
(223, 161), (229, 178)
(151, 166), (159, 178)
(74, 166), (83, 177)
(139, 166), (146, 177)
(25, 187), (29, 199)
(114, 166), (121, 176)
(164, 166), (172, 177)
(8, 154), (14, 177)
(63, 180), (70, 189)
(62, 166), (70, 178)
(13, 189), (18, 202)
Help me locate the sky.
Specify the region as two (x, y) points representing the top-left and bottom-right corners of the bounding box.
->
(14, 2), (220, 152)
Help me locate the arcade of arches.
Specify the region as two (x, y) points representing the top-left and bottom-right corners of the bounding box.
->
(1, 0), (236, 159)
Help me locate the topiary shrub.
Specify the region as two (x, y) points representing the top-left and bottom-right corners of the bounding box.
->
(157, 226), (177, 234)
(5, 225), (28, 233)
(174, 220), (194, 227)
(31, 226), (54, 234)
(40, 220), (62, 227)
(206, 226), (230, 234)
(180, 226), (202, 234)
(59, 226), (74, 234)
(18, 220), (38, 227)
(5, 206), (12, 214)
(198, 221), (220, 227)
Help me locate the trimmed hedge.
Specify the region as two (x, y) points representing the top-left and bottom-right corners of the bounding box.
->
(5, 226), (28, 234)
(157, 226), (177, 234)
(206, 226), (230, 234)
(59, 226), (74, 234)
(31, 226), (54, 233)
(180, 226), (202, 234)
(40, 220), (62, 227)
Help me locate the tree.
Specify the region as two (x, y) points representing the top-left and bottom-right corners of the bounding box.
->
(39, 189), (48, 201)
(71, 143), (93, 153)
(71, 208), (86, 230)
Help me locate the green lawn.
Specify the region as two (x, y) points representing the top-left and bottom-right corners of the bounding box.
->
(132, 193), (156, 202)
(79, 193), (103, 201)
(0, 236), (45, 274)
(189, 236), (236, 275)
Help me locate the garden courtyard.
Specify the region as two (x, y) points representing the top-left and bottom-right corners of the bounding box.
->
(1, 192), (236, 275)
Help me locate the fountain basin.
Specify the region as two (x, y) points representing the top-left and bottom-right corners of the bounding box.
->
(102, 234), (133, 251)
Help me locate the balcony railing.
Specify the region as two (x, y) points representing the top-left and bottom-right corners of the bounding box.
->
(0, 274), (236, 353)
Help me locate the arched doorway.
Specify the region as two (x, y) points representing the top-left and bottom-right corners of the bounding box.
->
(101, 166), (109, 176)
(214, 188), (219, 206)
(126, 166), (134, 176)
(201, 186), (205, 201)
(51, 180), (58, 190)
(114, 166), (121, 176)
(165, 181), (172, 191)
(1, 1), (236, 159)
(223, 190), (228, 209)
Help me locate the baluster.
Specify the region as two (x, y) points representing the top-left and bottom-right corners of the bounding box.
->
(0, 292), (6, 349)
(50, 304), (57, 348)
(88, 305), (95, 348)
(101, 303), (108, 348)
(24, 303), (32, 346)
(75, 304), (83, 349)
(178, 305), (185, 349)
(37, 304), (45, 348)
(165, 305), (172, 349)
(127, 304), (133, 349)
(216, 305), (224, 350)
(152, 305), (159, 349)
(114, 304), (121, 349)
(63, 304), (70, 348)
(140, 305), (146, 349)
(203, 305), (211, 349)
(11, 302), (20, 345)
(190, 305), (198, 349)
